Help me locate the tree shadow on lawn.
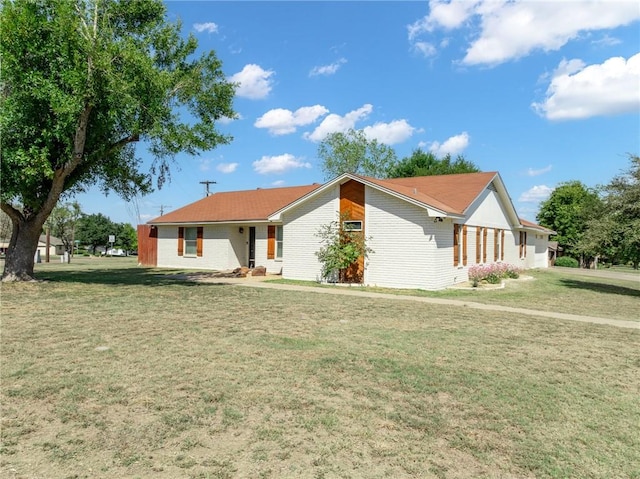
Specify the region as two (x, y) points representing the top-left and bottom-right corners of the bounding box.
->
(35, 267), (227, 288)
(558, 278), (640, 298)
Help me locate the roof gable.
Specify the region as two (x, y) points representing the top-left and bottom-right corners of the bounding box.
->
(149, 184), (321, 224)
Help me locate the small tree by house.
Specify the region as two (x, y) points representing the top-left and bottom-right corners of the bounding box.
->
(315, 213), (373, 283)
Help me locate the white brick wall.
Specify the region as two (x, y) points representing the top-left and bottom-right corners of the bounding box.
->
(281, 187), (339, 281)
(156, 223), (284, 273)
(365, 188), (439, 289)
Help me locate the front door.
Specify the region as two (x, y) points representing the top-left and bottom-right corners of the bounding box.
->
(248, 226), (256, 268)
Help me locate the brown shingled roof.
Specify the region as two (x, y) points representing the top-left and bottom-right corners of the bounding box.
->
(357, 172), (499, 214)
(149, 184), (321, 224)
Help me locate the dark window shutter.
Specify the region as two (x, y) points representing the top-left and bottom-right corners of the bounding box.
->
(178, 227), (184, 256)
(196, 227), (203, 257)
(482, 227), (488, 263)
(476, 227), (481, 263)
(267, 225), (275, 260)
(494, 229), (499, 261)
(453, 224), (459, 266)
(462, 225), (468, 266)
(501, 230), (505, 261)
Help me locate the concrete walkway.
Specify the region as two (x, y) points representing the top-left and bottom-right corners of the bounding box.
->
(236, 281), (640, 330)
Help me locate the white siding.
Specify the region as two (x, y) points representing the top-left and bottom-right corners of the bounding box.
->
(532, 233), (549, 268)
(466, 189), (513, 229)
(281, 187), (339, 281)
(156, 223), (283, 272)
(365, 188), (441, 289)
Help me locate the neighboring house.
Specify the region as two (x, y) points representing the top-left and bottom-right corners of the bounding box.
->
(36, 234), (65, 257)
(141, 172), (554, 290)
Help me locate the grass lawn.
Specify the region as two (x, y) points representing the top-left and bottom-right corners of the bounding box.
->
(1, 258), (639, 478)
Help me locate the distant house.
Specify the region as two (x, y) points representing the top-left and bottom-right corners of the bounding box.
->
(140, 172), (554, 290)
(37, 235), (65, 257)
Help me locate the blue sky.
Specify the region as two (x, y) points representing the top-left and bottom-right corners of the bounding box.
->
(74, 0), (640, 225)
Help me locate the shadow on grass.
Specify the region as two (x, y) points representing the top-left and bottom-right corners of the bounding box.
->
(35, 267), (224, 287)
(558, 278), (640, 298)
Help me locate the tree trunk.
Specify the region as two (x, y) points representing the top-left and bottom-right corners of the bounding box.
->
(1, 216), (46, 282)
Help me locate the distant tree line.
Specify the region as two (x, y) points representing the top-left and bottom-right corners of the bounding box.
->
(44, 202), (137, 256)
(536, 155), (639, 269)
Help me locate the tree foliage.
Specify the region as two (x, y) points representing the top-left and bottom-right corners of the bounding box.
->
(387, 149), (480, 178)
(317, 129), (397, 179)
(0, 0), (235, 280)
(44, 201), (83, 254)
(315, 213), (373, 283)
(76, 213), (114, 254)
(578, 155), (640, 268)
(536, 181), (601, 258)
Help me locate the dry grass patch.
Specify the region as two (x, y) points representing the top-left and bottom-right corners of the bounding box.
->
(1, 258), (639, 478)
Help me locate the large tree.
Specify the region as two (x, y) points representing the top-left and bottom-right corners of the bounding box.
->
(76, 213), (115, 254)
(387, 149), (480, 178)
(0, 0), (235, 281)
(318, 129), (397, 180)
(536, 180), (601, 262)
(578, 155), (640, 268)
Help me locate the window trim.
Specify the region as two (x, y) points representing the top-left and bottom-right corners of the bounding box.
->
(275, 225), (283, 260)
(342, 220), (363, 232)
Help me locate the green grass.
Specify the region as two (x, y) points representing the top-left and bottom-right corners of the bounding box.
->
(271, 268), (640, 322)
(1, 258), (639, 478)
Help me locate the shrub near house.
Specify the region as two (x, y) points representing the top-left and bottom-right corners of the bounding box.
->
(468, 263), (521, 287)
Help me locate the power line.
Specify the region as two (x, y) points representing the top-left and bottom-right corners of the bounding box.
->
(159, 204), (172, 216)
(200, 180), (217, 197)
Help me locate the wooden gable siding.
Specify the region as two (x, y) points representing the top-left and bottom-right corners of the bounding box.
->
(137, 225), (157, 267)
(340, 180), (365, 283)
(340, 180), (365, 221)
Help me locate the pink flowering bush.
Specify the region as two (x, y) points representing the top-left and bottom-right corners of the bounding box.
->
(468, 263), (521, 287)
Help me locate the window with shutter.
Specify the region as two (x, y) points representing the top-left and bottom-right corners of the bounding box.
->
(453, 224), (460, 266)
(178, 227), (184, 256)
(494, 229), (499, 261)
(267, 225), (275, 260)
(476, 227), (481, 263)
(462, 225), (468, 266)
(196, 227), (203, 257)
(482, 227), (488, 263)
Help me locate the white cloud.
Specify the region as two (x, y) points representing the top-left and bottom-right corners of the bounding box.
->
(271, 180), (286, 187)
(409, 1), (640, 66)
(519, 185), (554, 202)
(255, 105), (329, 135)
(429, 132), (470, 156)
(363, 120), (416, 145)
(309, 58), (347, 77)
(253, 154), (312, 175)
(408, 1), (475, 39)
(229, 64), (275, 99)
(193, 22), (218, 34)
(304, 104), (373, 142)
(532, 53), (640, 120)
(216, 162), (238, 174)
(218, 114), (241, 125)
(412, 41), (438, 58)
(527, 165), (552, 176)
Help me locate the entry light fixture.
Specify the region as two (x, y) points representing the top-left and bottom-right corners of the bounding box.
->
(239, 227), (244, 234)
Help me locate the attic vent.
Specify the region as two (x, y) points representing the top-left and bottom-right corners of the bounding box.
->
(487, 183), (497, 192)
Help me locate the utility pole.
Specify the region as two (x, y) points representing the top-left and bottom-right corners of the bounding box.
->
(200, 180), (217, 197)
(159, 205), (172, 216)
